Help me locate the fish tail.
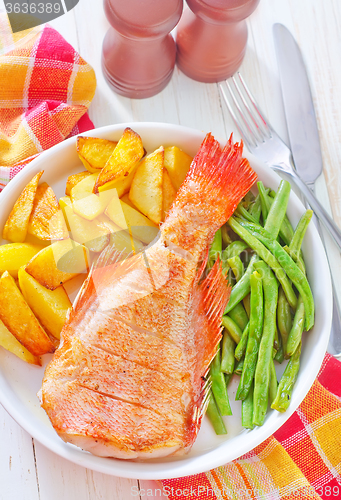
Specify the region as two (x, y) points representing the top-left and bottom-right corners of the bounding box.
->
(162, 134), (257, 256)
(192, 133), (257, 223)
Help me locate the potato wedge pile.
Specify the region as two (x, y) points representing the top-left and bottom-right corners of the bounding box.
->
(0, 127), (193, 365)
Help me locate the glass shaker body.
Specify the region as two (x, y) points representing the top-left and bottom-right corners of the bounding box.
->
(102, 0), (183, 98)
(176, 0), (260, 83)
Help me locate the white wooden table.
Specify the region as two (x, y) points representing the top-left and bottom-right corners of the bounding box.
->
(0, 0), (340, 498)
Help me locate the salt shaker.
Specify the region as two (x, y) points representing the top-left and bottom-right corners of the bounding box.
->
(102, 0), (183, 99)
(176, 0), (260, 83)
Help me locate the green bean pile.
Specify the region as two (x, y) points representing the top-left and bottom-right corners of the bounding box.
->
(206, 180), (314, 434)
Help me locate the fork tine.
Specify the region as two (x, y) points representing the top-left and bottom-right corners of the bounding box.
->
(228, 76), (266, 144)
(236, 73), (272, 140)
(219, 81), (255, 150)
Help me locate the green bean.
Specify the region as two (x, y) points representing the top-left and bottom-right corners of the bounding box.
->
(274, 326), (284, 364)
(243, 294), (251, 318)
(257, 183), (294, 245)
(225, 373), (233, 388)
(282, 210), (312, 275)
(267, 191), (294, 245)
(289, 210), (313, 257)
(253, 234), (314, 330)
(242, 381), (254, 429)
(277, 287), (292, 358)
(257, 181), (271, 224)
(224, 254), (259, 314)
(206, 391), (227, 434)
(283, 246), (306, 274)
(286, 295), (305, 357)
(273, 325), (280, 351)
(207, 228), (222, 269)
(237, 219), (272, 238)
(234, 358), (244, 375)
(235, 323), (250, 362)
(236, 271), (264, 400)
(271, 342), (301, 412)
(282, 211), (311, 355)
(222, 240), (249, 260)
(228, 217), (297, 309)
(248, 195), (262, 223)
(278, 214), (295, 247)
(240, 198), (294, 248)
(269, 358), (278, 405)
(222, 316), (242, 344)
(228, 302), (249, 331)
(252, 261), (279, 426)
(227, 256), (244, 282)
(210, 349), (232, 416)
(264, 180), (291, 240)
(221, 329), (236, 374)
(235, 204), (259, 224)
(221, 224), (233, 247)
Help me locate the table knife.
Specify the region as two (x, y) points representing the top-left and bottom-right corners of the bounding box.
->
(273, 23), (341, 356)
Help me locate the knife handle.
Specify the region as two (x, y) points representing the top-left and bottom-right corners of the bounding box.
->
(287, 170), (341, 252)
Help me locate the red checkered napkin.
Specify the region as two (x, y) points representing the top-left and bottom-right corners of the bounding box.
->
(162, 354), (341, 500)
(0, 16), (96, 191)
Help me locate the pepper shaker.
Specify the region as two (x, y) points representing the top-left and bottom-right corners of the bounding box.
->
(102, 0), (183, 99)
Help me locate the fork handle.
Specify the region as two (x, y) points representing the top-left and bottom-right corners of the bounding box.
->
(278, 168), (341, 251)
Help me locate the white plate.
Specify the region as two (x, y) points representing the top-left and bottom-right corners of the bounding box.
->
(0, 122), (332, 479)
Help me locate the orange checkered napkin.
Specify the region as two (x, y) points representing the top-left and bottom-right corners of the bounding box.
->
(0, 15), (96, 191)
(162, 354), (341, 500)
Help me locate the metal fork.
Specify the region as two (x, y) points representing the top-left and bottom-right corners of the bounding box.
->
(219, 73), (341, 252)
(219, 73), (341, 357)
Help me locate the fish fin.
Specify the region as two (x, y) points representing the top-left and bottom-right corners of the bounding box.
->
(71, 245), (134, 312)
(200, 256), (231, 372)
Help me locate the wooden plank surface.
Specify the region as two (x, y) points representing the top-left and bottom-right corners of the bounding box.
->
(0, 0), (340, 498)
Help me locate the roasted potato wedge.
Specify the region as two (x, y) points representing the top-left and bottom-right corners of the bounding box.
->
(97, 162), (139, 197)
(61, 198), (110, 253)
(25, 239), (90, 290)
(18, 267), (71, 340)
(0, 271), (55, 356)
(0, 319), (41, 365)
(0, 242), (44, 278)
(28, 182), (68, 240)
(77, 137), (118, 173)
(65, 171), (91, 196)
(106, 198), (159, 244)
(129, 147), (164, 225)
(164, 146), (192, 190)
(162, 169), (177, 220)
(94, 128), (144, 193)
(70, 173), (113, 221)
(2, 171), (43, 243)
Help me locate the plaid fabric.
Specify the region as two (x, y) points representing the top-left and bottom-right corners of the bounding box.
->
(162, 354), (341, 500)
(0, 15), (96, 191)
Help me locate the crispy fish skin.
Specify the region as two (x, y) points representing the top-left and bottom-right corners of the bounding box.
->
(40, 134), (257, 459)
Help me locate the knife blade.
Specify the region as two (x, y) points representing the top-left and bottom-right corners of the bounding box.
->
(273, 23), (323, 185)
(273, 23), (341, 356)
